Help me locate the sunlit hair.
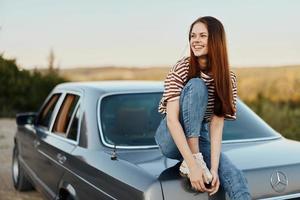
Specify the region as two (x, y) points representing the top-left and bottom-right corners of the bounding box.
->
(188, 16), (234, 117)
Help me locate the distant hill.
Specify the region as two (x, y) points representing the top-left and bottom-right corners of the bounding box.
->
(49, 65), (300, 104)
(58, 66), (170, 81)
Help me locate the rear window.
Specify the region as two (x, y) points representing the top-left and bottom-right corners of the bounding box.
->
(223, 100), (278, 140)
(99, 93), (278, 147)
(100, 93), (162, 146)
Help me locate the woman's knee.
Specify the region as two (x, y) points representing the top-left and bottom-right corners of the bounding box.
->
(186, 78), (206, 90)
(184, 78), (208, 100)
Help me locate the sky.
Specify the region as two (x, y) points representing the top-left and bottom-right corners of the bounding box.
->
(1, 0), (300, 69)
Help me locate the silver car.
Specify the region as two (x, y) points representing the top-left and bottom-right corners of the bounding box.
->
(13, 81), (300, 200)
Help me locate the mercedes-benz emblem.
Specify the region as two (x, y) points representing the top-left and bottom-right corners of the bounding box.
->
(270, 171), (288, 193)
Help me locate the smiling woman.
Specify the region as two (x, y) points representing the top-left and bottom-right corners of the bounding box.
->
(155, 16), (252, 199)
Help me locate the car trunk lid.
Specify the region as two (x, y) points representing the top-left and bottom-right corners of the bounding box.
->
(117, 137), (300, 199)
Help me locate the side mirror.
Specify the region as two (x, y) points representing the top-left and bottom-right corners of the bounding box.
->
(16, 112), (37, 126)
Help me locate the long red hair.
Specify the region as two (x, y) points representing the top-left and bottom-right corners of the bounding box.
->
(188, 16), (234, 116)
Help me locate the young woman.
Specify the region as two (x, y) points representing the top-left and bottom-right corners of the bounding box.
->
(155, 16), (252, 199)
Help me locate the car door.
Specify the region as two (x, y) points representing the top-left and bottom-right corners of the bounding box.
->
(18, 93), (62, 183)
(36, 92), (81, 199)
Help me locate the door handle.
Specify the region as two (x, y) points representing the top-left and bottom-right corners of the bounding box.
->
(57, 153), (67, 164)
(33, 139), (40, 148)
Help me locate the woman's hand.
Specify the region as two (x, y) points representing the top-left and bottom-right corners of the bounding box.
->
(189, 165), (209, 192)
(207, 169), (220, 196)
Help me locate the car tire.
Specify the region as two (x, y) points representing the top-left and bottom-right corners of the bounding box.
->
(12, 146), (33, 191)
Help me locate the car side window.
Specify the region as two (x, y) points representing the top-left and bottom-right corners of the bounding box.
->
(66, 105), (80, 141)
(52, 94), (80, 137)
(37, 93), (61, 129)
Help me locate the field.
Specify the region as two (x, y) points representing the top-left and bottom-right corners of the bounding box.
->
(56, 65), (300, 141)
(57, 65), (300, 103)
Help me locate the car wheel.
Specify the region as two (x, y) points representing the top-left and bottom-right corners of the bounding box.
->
(12, 146), (33, 191)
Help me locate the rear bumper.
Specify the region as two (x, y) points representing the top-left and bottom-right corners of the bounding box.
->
(258, 193), (300, 200)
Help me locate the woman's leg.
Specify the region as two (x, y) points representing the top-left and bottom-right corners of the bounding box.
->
(179, 78), (208, 154)
(199, 127), (252, 200)
(154, 78), (208, 159)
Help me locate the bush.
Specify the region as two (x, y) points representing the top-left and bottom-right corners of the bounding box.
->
(0, 55), (67, 117)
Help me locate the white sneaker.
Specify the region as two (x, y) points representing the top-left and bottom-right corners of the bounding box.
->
(179, 152), (213, 184)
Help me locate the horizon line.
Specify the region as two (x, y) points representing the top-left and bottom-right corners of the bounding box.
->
(23, 64), (300, 71)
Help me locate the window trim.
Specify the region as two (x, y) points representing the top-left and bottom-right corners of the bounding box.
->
(51, 93), (80, 136)
(65, 103), (81, 140)
(48, 92), (67, 132)
(41, 90), (83, 145)
(97, 91), (282, 149)
(98, 91), (164, 149)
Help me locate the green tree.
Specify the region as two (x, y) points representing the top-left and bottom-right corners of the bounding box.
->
(0, 55), (67, 117)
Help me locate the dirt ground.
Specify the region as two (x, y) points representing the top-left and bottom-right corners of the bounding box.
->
(0, 119), (43, 200)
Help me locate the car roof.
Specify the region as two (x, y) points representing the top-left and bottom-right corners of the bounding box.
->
(55, 80), (164, 93)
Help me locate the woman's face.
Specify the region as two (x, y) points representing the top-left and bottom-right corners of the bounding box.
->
(190, 22), (208, 57)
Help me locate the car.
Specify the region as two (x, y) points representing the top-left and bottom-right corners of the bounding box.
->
(12, 81), (300, 200)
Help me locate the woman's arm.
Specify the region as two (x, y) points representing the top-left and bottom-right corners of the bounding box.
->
(207, 115), (224, 195)
(166, 100), (197, 171)
(166, 100), (208, 191)
(209, 114), (224, 172)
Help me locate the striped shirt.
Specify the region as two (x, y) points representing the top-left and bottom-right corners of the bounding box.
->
(158, 57), (238, 122)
